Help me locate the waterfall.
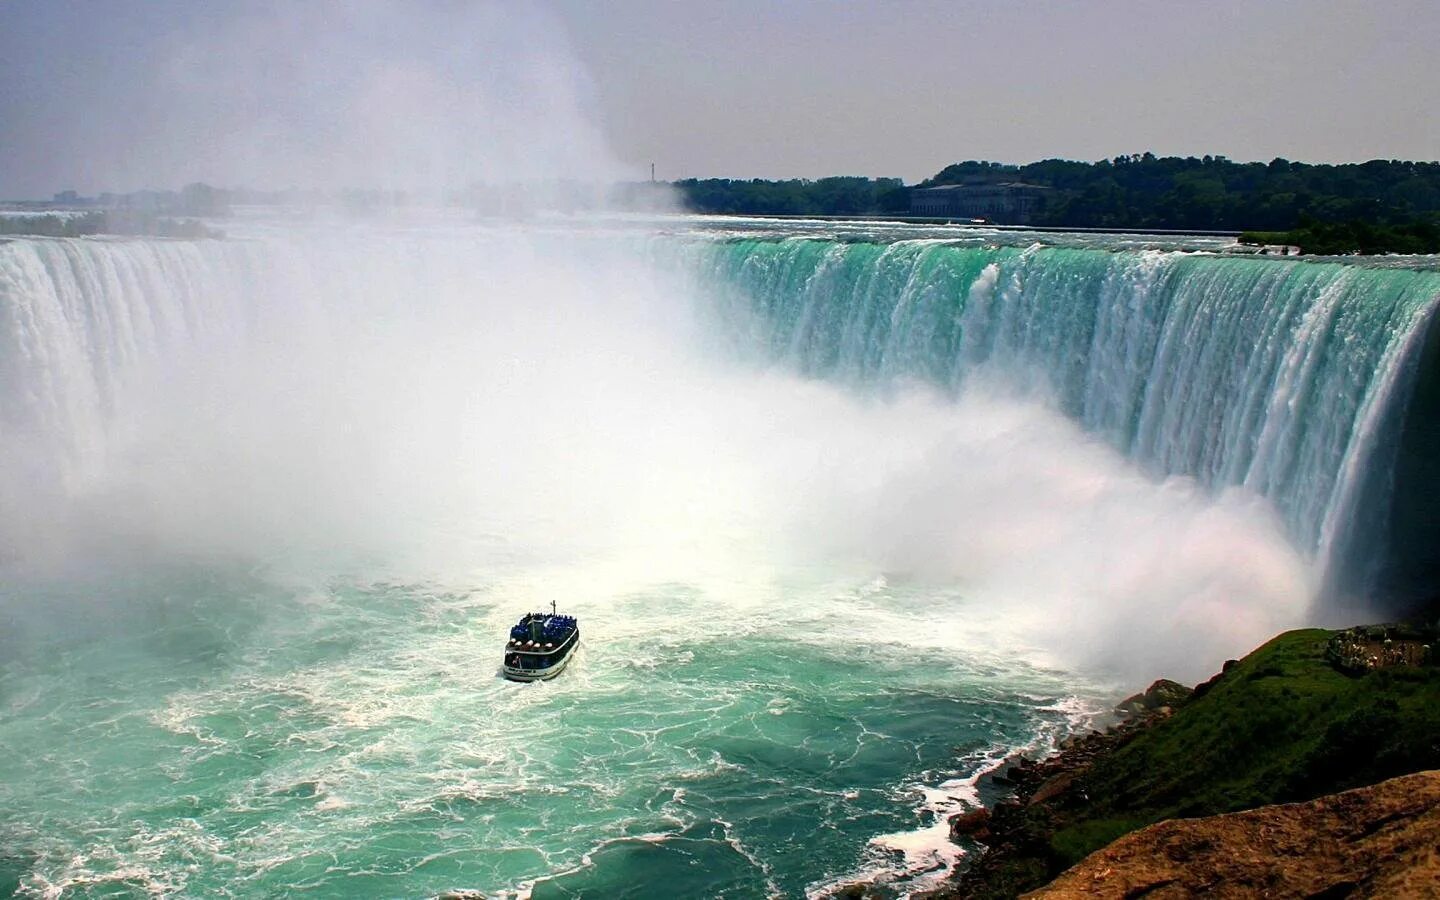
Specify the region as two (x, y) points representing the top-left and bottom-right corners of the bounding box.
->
(680, 237), (1440, 609)
(4, 229), (1439, 612)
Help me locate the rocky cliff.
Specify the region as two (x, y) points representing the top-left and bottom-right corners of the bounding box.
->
(1027, 770), (1440, 899)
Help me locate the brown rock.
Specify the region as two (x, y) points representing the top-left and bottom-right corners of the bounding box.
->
(1023, 770), (1440, 899)
(1027, 771), (1078, 807)
(950, 807), (992, 842)
(1117, 678), (1194, 715)
(1191, 662), (1239, 701)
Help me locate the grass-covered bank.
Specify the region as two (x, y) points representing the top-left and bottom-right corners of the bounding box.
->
(940, 625), (1440, 899)
(1240, 219), (1440, 255)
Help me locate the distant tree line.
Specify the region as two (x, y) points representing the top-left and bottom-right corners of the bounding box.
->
(923, 154), (1440, 232)
(671, 176), (910, 217)
(1239, 218), (1440, 256)
(666, 154), (1440, 253)
(23, 155), (1440, 253)
(0, 210), (218, 239)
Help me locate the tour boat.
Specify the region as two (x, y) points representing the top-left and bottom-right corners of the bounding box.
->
(502, 601), (580, 681)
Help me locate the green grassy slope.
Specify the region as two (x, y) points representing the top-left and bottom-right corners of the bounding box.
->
(1051, 628), (1440, 865)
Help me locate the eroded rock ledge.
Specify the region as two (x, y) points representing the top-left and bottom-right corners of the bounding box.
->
(1027, 769), (1440, 899)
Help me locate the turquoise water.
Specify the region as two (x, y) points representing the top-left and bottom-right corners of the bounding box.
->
(0, 568), (1088, 897)
(5, 215), (1433, 896)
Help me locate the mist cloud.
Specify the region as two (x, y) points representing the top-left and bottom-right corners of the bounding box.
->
(1, 1), (632, 196)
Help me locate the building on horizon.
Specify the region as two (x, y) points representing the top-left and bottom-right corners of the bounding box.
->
(909, 181), (1050, 224)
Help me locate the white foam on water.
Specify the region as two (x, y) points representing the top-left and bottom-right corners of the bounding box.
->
(810, 694), (1107, 899)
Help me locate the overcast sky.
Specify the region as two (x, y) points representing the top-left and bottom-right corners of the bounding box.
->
(2, 0), (1437, 198)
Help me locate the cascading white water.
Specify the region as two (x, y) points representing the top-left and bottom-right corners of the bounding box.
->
(680, 236), (1440, 605)
(0, 217), (1385, 898)
(0, 219), (1327, 675)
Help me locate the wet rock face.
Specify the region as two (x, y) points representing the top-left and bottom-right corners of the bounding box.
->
(948, 808), (992, 842)
(1024, 770), (1440, 899)
(937, 715), (1161, 899)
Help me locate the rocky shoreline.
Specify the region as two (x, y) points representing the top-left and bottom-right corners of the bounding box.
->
(926, 679), (1193, 899)
(919, 623), (1440, 899)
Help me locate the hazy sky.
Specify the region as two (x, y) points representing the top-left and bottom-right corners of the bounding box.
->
(2, 0), (1437, 198)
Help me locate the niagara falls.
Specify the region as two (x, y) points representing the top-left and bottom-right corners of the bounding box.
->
(3, 2), (1440, 898)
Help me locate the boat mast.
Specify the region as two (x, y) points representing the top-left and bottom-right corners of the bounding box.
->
(551, 598), (557, 617)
